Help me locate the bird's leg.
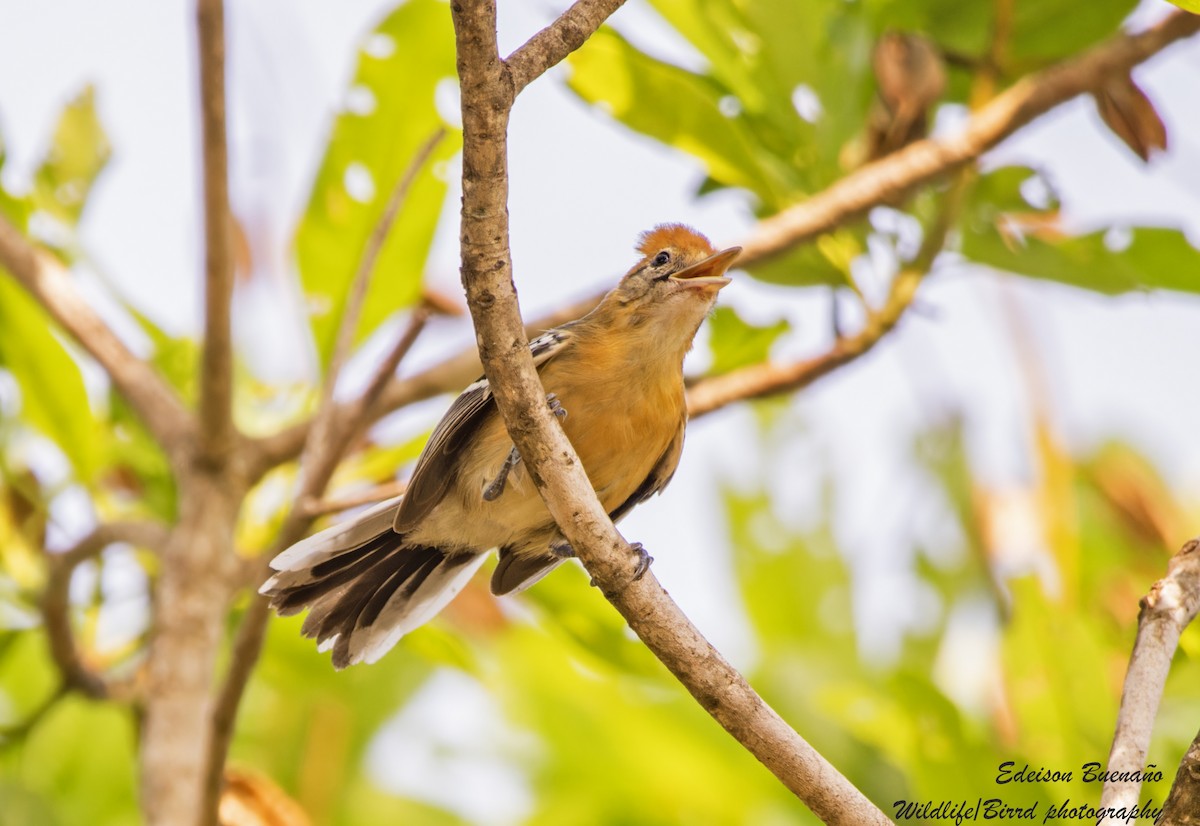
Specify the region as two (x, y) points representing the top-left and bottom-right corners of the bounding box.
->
(586, 542), (654, 587)
(482, 393), (567, 502)
(482, 446), (521, 502)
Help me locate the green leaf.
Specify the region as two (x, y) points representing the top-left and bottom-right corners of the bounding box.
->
(32, 85), (111, 229)
(0, 277), (99, 480)
(296, 0), (461, 368)
(742, 227), (866, 289)
(964, 224), (1200, 296)
(706, 306), (789, 376)
(566, 27), (799, 207)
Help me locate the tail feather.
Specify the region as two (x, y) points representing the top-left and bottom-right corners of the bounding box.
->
(260, 511), (487, 669)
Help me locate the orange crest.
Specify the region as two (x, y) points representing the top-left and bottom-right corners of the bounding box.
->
(636, 224), (716, 258)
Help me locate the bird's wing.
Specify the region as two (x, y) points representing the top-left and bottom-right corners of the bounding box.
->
(607, 418), (686, 524)
(393, 328), (573, 533)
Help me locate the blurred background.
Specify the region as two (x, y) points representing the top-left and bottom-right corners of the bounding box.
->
(1, 0), (1199, 823)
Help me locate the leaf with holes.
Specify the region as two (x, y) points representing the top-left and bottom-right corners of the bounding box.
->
(296, 0), (461, 367)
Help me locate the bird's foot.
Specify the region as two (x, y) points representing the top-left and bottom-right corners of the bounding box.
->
(629, 542), (654, 581)
(482, 446), (522, 502)
(549, 538), (575, 558)
(482, 394), (565, 503)
(587, 542), (654, 587)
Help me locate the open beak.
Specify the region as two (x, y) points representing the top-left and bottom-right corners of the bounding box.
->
(669, 246), (742, 290)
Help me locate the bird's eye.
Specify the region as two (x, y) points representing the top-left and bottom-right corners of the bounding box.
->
(652, 251), (671, 267)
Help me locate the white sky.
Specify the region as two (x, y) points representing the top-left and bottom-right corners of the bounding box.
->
(2, 0), (1200, 817)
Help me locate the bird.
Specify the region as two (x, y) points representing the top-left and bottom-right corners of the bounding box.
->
(260, 224), (741, 668)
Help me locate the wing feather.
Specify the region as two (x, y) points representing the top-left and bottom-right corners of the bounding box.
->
(393, 328), (573, 532)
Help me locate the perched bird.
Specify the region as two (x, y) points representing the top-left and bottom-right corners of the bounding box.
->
(261, 225), (741, 668)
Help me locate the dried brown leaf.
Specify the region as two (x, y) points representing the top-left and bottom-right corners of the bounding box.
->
(1093, 73), (1168, 162)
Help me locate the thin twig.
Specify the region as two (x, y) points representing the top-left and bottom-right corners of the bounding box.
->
(196, 0), (237, 468)
(295, 130), (444, 504)
(689, 171), (967, 418)
(41, 522), (169, 702)
(201, 136), (444, 822)
(452, 0), (890, 821)
(504, 0), (627, 94)
(299, 479), (409, 519)
(1098, 537), (1200, 823)
(736, 10), (1200, 267)
(0, 216), (192, 458)
(246, 293), (598, 478)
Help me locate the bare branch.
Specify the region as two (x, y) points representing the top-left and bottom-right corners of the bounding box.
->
(196, 0), (237, 467)
(451, 1), (889, 821)
(505, 0), (627, 95)
(42, 521), (169, 701)
(0, 216), (192, 456)
(299, 479), (409, 519)
(1099, 537), (1200, 822)
(737, 10), (1200, 267)
(1160, 728), (1200, 825)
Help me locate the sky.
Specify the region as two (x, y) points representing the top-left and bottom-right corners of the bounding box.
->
(2, 0), (1200, 820)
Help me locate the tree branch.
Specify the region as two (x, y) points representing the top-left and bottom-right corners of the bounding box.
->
(0, 216), (192, 457)
(451, 1), (888, 821)
(690, 170), (967, 417)
(245, 293), (598, 478)
(196, 0), (237, 467)
(736, 9), (1200, 267)
(1160, 727), (1200, 825)
(1099, 537), (1200, 822)
(42, 521), (169, 702)
(504, 0), (627, 95)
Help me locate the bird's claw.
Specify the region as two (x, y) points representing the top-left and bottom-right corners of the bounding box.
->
(587, 542), (654, 587)
(482, 394), (566, 503)
(549, 538), (575, 558)
(629, 542), (653, 581)
(482, 446), (522, 502)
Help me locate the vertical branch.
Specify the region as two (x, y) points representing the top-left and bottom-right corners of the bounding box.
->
(196, 0), (236, 467)
(1099, 538), (1200, 822)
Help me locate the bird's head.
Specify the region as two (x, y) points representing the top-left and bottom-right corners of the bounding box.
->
(604, 224), (741, 343)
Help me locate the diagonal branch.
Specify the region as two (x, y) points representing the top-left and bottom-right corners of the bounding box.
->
(689, 170), (967, 417)
(738, 9), (1200, 266)
(451, 1), (888, 822)
(42, 521), (170, 702)
(1099, 537), (1200, 822)
(196, 0), (237, 467)
(0, 216), (192, 455)
(505, 0), (627, 95)
(245, 292), (598, 478)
